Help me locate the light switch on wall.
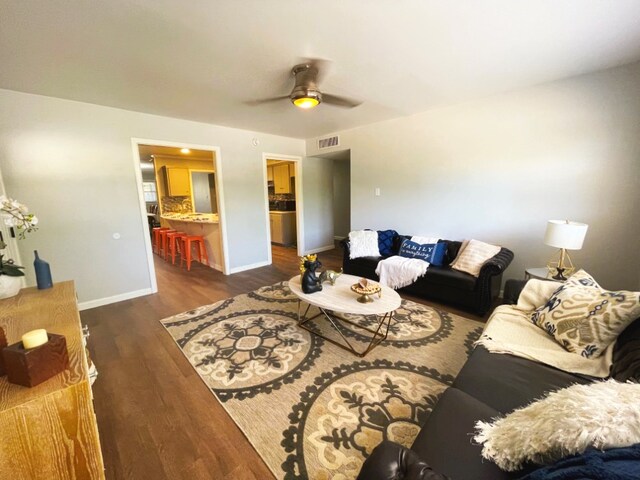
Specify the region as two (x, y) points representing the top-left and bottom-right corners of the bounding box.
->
(375, 187), (381, 196)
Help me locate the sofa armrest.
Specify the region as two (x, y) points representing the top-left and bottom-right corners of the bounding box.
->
(356, 441), (450, 480)
(473, 247), (514, 315)
(503, 279), (529, 305)
(479, 247), (514, 277)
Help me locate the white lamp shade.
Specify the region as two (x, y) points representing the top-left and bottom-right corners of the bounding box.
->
(544, 220), (588, 250)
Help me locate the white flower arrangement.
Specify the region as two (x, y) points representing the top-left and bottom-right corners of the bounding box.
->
(0, 195), (38, 239)
(0, 196), (38, 277)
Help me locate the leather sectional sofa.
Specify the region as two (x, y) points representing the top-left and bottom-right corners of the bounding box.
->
(341, 235), (514, 315)
(356, 280), (640, 480)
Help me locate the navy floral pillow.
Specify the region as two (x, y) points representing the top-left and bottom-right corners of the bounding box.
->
(377, 230), (398, 256)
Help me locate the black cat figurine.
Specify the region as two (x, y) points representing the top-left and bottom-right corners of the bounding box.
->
(301, 255), (323, 294)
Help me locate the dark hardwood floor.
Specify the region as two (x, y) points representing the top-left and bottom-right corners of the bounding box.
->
(81, 243), (484, 479)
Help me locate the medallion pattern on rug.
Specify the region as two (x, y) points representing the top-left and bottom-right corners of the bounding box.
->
(282, 360), (454, 480)
(160, 281), (483, 479)
(333, 303), (453, 348)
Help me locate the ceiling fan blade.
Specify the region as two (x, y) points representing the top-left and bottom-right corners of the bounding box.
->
(245, 95), (290, 106)
(322, 93), (362, 108)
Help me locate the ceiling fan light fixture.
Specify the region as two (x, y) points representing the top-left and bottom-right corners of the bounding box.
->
(293, 96), (320, 109)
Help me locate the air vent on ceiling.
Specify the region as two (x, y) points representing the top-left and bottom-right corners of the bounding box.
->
(318, 135), (340, 150)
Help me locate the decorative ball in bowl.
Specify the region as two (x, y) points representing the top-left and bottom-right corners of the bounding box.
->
(350, 278), (382, 304)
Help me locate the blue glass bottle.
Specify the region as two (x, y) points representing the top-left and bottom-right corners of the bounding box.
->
(34, 250), (53, 290)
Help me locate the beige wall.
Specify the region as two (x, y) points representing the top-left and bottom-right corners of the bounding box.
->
(302, 156), (335, 252)
(332, 159), (351, 238)
(306, 62), (640, 290)
(0, 89), (304, 306)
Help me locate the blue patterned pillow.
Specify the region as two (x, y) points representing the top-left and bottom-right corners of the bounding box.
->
(398, 240), (447, 265)
(377, 230), (398, 256)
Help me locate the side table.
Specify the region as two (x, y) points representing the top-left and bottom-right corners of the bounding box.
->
(524, 267), (565, 282)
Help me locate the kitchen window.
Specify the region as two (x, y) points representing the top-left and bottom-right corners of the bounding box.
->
(143, 182), (157, 202)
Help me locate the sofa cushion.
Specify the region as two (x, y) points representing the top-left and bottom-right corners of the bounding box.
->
(453, 346), (589, 414)
(611, 318), (640, 382)
(451, 239), (502, 277)
(531, 270), (640, 358)
(349, 230), (381, 258)
(422, 266), (476, 292)
(412, 387), (512, 480)
(473, 380), (640, 472)
(377, 229), (398, 256)
(399, 240), (447, 266)
(443, 240), (461, 265)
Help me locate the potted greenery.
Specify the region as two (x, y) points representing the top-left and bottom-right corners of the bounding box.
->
(0, 196), (38, 299)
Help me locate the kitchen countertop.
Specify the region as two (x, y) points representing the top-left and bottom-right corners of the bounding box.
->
(269, 210), (296, 214)
(161, 213), (219, 224)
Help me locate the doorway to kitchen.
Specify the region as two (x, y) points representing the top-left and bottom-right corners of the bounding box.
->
(263, 154), (303, 264)
(132, 139), (228, 293)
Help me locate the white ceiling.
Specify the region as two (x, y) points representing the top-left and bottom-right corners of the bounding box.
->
(137, 145), (213, 162)
(2, 1), (640, 139)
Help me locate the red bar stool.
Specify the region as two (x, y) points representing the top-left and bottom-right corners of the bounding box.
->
(158, 229), (177, 258)
(166, 231), (187, 264)
(152, 227), (170, 255)
(181, 235), (209, 271)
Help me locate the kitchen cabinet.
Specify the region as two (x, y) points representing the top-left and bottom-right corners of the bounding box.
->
(162, 166), (191, 197)
(273, 164), (291, 194)
(270, 211), (296, 245)
(267, 166), (274, 182)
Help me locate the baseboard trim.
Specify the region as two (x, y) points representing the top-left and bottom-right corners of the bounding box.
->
(304, 244), (336, 255)
(228, 260), (271, 274)
(78, 288), (154, 311)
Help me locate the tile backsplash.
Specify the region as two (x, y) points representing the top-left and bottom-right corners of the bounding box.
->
(269, 193), (295, 201)
(162, 196), (192, 213)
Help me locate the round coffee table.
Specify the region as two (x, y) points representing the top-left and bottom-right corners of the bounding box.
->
(288, 273), (401, 357)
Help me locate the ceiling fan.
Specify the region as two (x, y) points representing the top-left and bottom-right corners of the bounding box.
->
(247, 58), (362, 110)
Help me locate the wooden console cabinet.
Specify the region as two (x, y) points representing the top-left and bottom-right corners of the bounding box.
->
(0, 282), (105, 479)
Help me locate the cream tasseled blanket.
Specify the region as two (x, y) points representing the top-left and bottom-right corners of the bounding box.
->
(374, 236), (439, 289)
(476, 279), (613, 378)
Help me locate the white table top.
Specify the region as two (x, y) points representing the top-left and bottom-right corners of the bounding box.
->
(288, 273), (401, 315)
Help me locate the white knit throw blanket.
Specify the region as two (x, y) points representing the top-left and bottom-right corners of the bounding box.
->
(375, 256), (429, 289)
(476, 279), (614, 378)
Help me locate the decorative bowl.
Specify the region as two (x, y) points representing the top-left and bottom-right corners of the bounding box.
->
(350, 279), (382, 303)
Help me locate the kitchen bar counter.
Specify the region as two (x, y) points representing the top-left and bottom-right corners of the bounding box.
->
(161, 214), (223, 271)
(161, 213), (219, 224)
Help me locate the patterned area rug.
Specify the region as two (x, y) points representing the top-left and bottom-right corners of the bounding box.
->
(160, 282), (483, 480)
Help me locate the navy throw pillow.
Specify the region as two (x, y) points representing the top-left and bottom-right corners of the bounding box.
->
(398, 240), (447, 266)
(377, 230), (398, 256)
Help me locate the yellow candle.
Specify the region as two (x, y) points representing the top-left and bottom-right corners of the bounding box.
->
(22, 329), (48, 349)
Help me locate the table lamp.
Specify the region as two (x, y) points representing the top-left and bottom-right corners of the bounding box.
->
(544, 220), (588, 280)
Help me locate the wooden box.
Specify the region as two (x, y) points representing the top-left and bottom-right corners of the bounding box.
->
(2, 333), (69, 387)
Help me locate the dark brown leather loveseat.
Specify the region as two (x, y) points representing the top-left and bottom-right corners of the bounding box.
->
(341, 235), (514, 315)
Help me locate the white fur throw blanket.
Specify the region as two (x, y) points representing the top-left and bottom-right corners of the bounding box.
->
(476, 279), (613, 378)
(348, 230), (380, 259)
(474, 379), (640, 471)
(375, 256), (429, 289)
